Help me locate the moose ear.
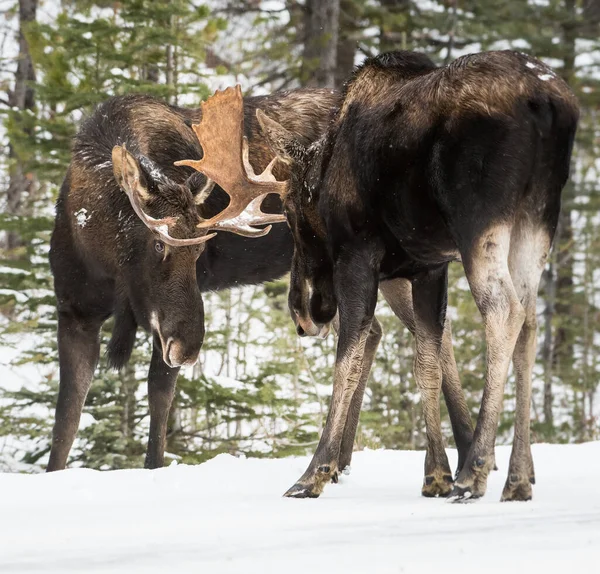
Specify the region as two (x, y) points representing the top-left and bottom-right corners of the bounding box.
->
(112, 146), (151, 201)
(186, 171), (215, 206)
(256, 109), (307, 164)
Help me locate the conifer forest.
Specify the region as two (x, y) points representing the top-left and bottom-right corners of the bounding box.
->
(1, 0), (599, 474)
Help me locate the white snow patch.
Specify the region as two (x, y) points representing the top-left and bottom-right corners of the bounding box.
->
(0, 289), (28, 303)
(0, 266), (30, 276)
(74, 208), (90, 227)
(538, 73), (554, 81)
(94, 160), (112, 171)
(1, 443), (599, 573)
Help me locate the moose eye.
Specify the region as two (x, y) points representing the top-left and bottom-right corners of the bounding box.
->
(154, 240), (165, 254)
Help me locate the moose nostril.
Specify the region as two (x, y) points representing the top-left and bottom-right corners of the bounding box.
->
(164, 338), (198, 368)
(296, 325), (305, 337)
(318, 324), (331, 339)
(165, 337), (175, 366)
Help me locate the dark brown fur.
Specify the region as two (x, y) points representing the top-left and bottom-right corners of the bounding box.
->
(47, 89), (339, 472)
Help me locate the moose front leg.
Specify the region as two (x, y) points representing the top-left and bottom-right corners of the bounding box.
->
(439, 320), (474, 475)
(284, 243), (381, 498)
(47, 311), (103, 471)
(337, 317), (383, 476)
(379, 278), (473, 476)
(145, 336), (181, 469)
(411, 267), (454, 497)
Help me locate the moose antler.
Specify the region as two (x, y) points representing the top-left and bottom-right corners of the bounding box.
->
(174, 85), (288, 230)
(115, 146), (217, 247)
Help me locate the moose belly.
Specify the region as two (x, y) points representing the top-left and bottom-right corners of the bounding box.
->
(379, 224), (460, 281)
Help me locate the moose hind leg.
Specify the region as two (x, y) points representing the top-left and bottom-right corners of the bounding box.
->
(47, 311), (103, 471)
(451, 224), (525, 501)
(501, 224), (550, 501)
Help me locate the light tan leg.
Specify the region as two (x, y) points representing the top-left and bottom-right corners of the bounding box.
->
(501, 223), (550, 501)
(451, 225), (525, 501)
(338, 317), (383, 475)
(284, 242), (381, 498)
(379, 278), (473, 475)
(411, 266), (454, 496)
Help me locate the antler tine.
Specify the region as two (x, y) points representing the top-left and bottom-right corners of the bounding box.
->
(241, 137), (278, 183)
(242, 136), (256, 178)
(120, 147), (216, 247)
(174, 85), (289, 231)
(209, 194), (287, 237)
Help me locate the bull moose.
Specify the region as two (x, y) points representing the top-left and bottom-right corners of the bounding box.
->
(190, 50), (579, 502)
(47, 89), (334, 471)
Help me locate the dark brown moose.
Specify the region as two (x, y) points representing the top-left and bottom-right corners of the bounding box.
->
(177, 75), (475, 497)
(200, 50), (579, 502)
(47, 87), (336, 471)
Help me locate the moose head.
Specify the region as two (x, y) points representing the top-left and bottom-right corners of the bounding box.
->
(176, 85), (336, 339)
(111, 88), (289, 367)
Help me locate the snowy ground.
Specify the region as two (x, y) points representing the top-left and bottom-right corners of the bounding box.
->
(1, 443), (599, 573)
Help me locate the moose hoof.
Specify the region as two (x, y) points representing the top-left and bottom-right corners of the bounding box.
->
(330, 466), (349, 484)
(448, 483), (482, 504)
(283, 482), (321, 498)
(501, 474), (533, 502)
(422, 472), (454, 498)
(284, 464), (337, 499)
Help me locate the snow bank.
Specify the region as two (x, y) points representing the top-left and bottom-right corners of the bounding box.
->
(1, 443), (599, 573)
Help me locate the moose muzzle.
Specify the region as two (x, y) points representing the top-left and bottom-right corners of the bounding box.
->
(150, 311), (204, 369)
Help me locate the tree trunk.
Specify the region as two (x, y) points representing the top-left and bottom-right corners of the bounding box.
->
(549, 0), (577, 433)
(580, 0), (600, 36)
(119, 365), (139, 460)
(378, 0), (410, 53)
(5, 0), (37, 250)
(541, 265), (555, 429)
(335, 0), (359, 88)
(444, 0), (458, 65)
(301, 0), (340, 87)
(166, 391), (184, 457)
